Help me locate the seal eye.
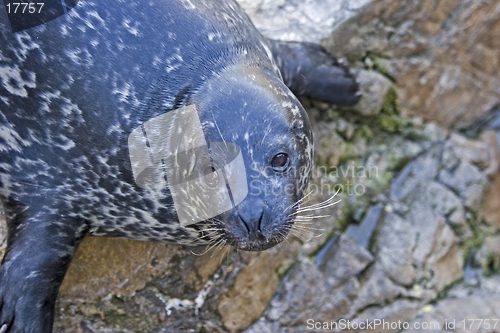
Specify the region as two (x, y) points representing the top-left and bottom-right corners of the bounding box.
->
(203, 166), (221, 188)
(271, 153), (289, 171)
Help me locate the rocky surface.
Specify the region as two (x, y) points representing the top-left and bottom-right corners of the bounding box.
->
(1, 0), (500, 332)
(241, 0), (500, 129)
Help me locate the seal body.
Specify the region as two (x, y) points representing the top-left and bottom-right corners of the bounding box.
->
(0, 0), (359, 331)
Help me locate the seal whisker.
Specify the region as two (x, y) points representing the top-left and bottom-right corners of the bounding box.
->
(295, 188), (341, 213)
(190, 235), (224, 256)
(287, 229), (310, 242)
(211, 239), (227, 259)
(289, 224), (324, 231)
(288, 226), (323, 240)
(0, 0), (364, 326)
(292, 199), (341, 216)
(281, 190), (314, 215)
(295, 197), (341, 213)
(294, 214), (331, 220)
(277, 231), (293, 247)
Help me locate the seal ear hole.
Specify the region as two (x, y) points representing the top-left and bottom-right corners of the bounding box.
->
(271, 153), (289, 171)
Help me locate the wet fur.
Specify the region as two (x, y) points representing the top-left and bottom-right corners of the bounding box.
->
(0, 0), (358, 331)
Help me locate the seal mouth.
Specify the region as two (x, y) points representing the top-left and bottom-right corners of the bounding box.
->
(191, 215), (294, 252)
(230, 237), (283, 251)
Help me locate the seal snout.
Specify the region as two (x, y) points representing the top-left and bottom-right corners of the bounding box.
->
(227, 198), (280, 250)
(238, 213), (266, 241)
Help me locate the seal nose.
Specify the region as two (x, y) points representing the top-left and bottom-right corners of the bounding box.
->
(237, 198), (267, 239)
(239, 213), (266, 240)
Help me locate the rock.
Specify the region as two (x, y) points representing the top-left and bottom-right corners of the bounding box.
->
(480, 235), (500, 273)
(403, 283), (500, 333)
(360, 137), (423, 199)
(345, 205), (382, 249)
(375, 184), (464, 292)
(322, 0), (500, 129)
(317, 234), (374, 287)
(336, 117), (356, 140)
(260, 235), (373, 328)
(390, 145), (442, 202)
(58, 238), (176, 303)
(264, 257), (359, 326)
(405, 180), (471, 240)
(348, 299), (420, 333)
(484, 173), (500, 230)
(439, 160), (488, 209)
(374, 212), (417, 286)
(405, 184), (463, 290)
(243, 319), (280, 333)
(354, 262), (407, 311)
(313, 121), (347, 167)
(448, 132), (500, 176)
(236, 0), (372, 43)
(348, 70), (394, 117)
(218, 252), (281, 332)
(422, 122), (448, 143)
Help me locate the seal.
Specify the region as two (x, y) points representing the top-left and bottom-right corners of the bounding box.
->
(0, 0), (359, 331)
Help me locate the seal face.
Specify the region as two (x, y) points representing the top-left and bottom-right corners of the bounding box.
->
(0, 0), (359, 331)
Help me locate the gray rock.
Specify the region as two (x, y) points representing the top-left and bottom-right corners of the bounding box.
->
(438, 160), (488, 209)
(348, 70), (394, 117)
(354, 262), (407, 311)
(348, 299), (421, 333)
(374, 212), (417, 286)
(345, 205), (382, 249)
(390, 145), (443, 201)
(405, 184), (463, 290)
(317, 234), (374, 287)
(405, 180), (471, 240)
(403, 286), (500, 333)
(265, 257), (360, 326)
(236, 0), (372, 43)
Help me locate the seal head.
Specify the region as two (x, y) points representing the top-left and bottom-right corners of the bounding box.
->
(189, 63), (313, 251)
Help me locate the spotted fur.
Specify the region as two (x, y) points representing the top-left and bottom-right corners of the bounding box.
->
(0, 0), (358, 331)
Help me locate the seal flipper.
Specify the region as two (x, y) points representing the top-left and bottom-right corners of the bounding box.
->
(0, 200), (87, 333)
(268, 40), (361, 106)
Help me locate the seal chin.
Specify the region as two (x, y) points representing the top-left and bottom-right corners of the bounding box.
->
(225, 231), (285, 251)
(212, 211), (294, 251)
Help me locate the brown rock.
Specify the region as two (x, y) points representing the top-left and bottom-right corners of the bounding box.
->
(58, 237), (179, 303)
(430, 223), (463, 291)
(218, 252), (280, 332)
(323, 0), (500, 129)
(483, 173), (500, 230)
(59, 237), (228, 304)
(448, 131), (500, 176)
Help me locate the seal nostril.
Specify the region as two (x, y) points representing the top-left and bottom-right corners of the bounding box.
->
(239, 216), (251, 234)
(238, 213), (265, 239)
(257, 213), (263, 233)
